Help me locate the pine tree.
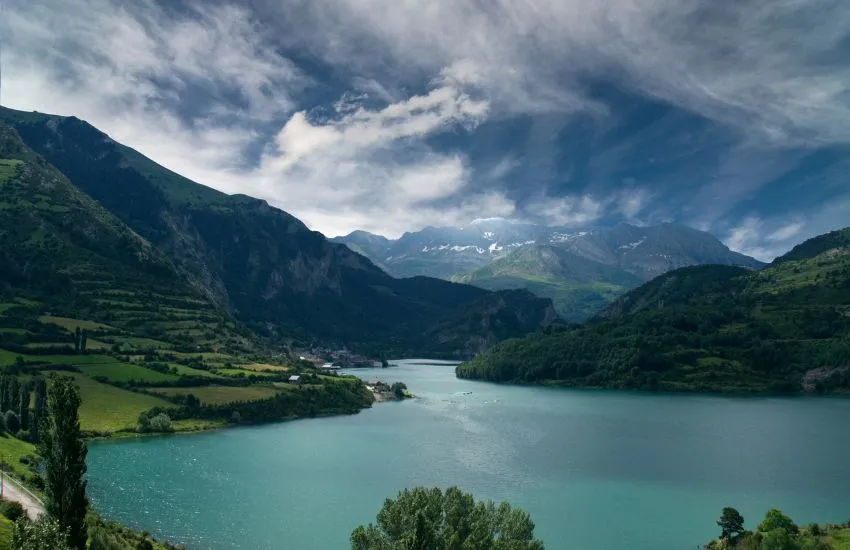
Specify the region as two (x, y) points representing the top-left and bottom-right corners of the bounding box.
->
(74, 327), (81, 353)
(18, 384), (29, 432)
(30, 377), (47, 444)
(39, 375), (88, 549)
(6, 377), (19, 415)
(0, 376), (8, 412)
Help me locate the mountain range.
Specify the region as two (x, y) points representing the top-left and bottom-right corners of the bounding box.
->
(333, 219), (764, 321)
(457, 227), (850, 394)
(0, 107), (555, 358)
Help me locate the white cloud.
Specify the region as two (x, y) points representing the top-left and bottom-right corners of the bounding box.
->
(528, 195), (606, 227)
(767, 221), (805, 242)
(617, 188), (653, 220)
(266, 85), (488, 171)
(271, 0), (850, 145)
(4, 0), (509, 238)
(726, 217), (812, 262)
(250, 84), (505, 237)
(5, 0), (303, 179)
(5, 0), (850, 241)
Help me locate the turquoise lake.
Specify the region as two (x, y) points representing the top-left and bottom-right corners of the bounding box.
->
(87, 360), (850, 549)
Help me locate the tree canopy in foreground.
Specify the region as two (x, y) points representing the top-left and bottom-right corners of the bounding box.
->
(351, 486), (544, 550)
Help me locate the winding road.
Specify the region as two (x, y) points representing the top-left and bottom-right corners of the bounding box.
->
(1, 473), (44, 520)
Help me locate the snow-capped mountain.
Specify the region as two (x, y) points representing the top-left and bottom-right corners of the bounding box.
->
(333, 218), (593, 278)
(333, 220), (762, 281)
(333, 221), (764, 320)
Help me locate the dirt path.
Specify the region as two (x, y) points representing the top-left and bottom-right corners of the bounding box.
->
(1, 474), (44, 520)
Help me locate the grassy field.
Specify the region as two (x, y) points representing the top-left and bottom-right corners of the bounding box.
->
(0, 515), (12, 550)
(240, 363), (289, 372)
(0, 350), (21, 367)
(150, 385), (280, 405)
(108, 336), (171, 349)
(0, 434), (37, 479)
(163, 351), (237, 362)
(37, 315), (113, 332)
(170, 364), (226, 379)
(46, 372), (172, 433)
(215, 368), (278, 378)
(170, 418), (227, 432)
(75, 362), (179, 384)
(37, 354), (117, 366)
(831, 529), (850, 550)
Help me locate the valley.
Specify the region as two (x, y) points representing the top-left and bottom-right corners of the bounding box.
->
(334, 218), (764, 321)
(457, 229), (850, 394)
(4, 2), (849, 549)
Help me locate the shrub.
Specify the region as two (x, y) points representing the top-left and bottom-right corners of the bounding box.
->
(0, 498), (26, 521)
(136, 413), (150, 433)
(758, 509), (799, 535)
(390, 382), (407, 399)
(13, 516), (71, 550)
(148, 413), (172, 433)
(4, 410), (20, 434)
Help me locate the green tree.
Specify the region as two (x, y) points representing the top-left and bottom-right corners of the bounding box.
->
(74, 327), (81, 353)
(758, 509), (799, 535)
(4, 411), (20, 434)
(12, 516), (71, 550)
(0, 376), (8, 412)
(136, 412), (151, 433)
(758, 528), (797, 550)
(148, 413), (172, 433)
(39, 375), (88, 549)
(391, 382), (407, 400)
(185, 394), (200, 409)
(80, 329), (88, 353)
(5, 378), (19, 416)
(350, 486), (544, 550)
(718, 507), (746, 541)
(29, 377), (47, 444)
(18, 385), (29, 432)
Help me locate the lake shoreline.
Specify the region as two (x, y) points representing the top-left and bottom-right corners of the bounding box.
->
(86, 361), (850, 550)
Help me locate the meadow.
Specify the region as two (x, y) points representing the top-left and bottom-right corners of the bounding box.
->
(149, 385), (281, 405)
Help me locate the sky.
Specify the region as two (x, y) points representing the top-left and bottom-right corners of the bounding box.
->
(4, 0), (850, 261)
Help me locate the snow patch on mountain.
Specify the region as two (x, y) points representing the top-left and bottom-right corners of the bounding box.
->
(619, 237), (646, 250)
(549, 231), (587, 243)
(422, 245), (486, 254)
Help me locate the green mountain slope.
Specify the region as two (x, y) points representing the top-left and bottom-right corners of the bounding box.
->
(0, 124), (249, 352)
(0, 108), (555, 356)
(457, 229), (850, 393)
(452, 245), (643, 321)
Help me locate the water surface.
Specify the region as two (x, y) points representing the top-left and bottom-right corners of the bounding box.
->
(87, 360), (850, 549)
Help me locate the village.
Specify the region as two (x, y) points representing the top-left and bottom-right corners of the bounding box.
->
(294, 347), (389, 372)
(280, 347), (409, 401)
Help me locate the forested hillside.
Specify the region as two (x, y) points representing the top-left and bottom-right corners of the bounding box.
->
(457, 229), (850, 393)
(0, 124), (252, 353)
(452, 245), (644, 321)
(0, 109), (555, 356)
